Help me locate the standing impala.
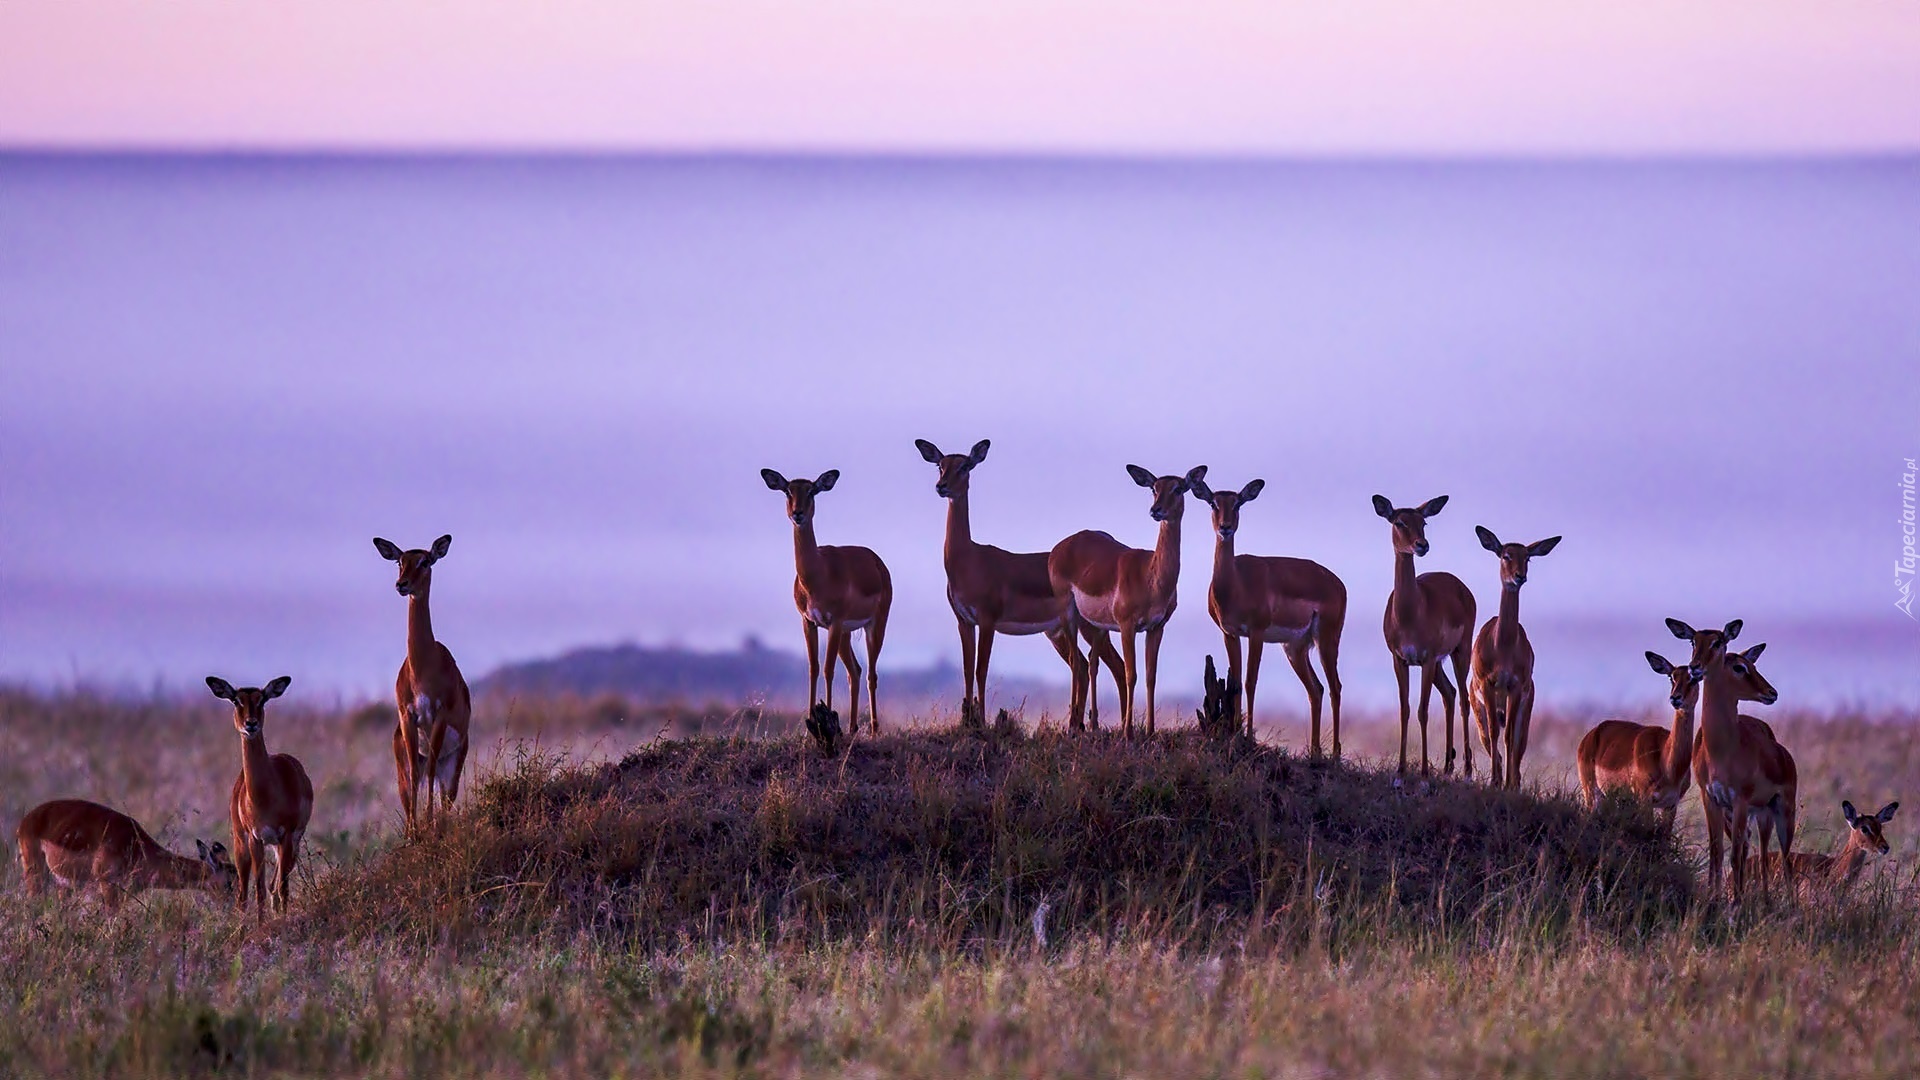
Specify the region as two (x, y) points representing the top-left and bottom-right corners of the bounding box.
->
(1373, 495), (1476, 776)
(1049, 465), (1196, 737)
(374, 535), (472, 830)
(17, 799), (236, 908)
(207, 675), (313, 917)
(1468, 526), (1561, 790)
(1576, 651), (1702, 834)
(1187, 473), (1348, 755)
(916, 438), (1124, 731)
(762, 468), (892, 734)
(1672, 619), (1797, 904)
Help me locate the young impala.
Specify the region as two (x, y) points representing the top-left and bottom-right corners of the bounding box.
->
(1188, 473), (1347, 755)
(916, 438), (1124, 731)
(1576, 651), (1701, 835)
(16, 799), (236, 908)
(1373, 495), (1476, 776)
(1469, 526), (1561, 790)
(207, 675), (313, 917)
(1761, 799), (1899, 897)
(762, 468), (892, 733)
(374, 535), (472, 830)
(1049, 466), (1196, 737)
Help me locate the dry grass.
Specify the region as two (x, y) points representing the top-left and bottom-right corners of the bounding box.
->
(2, 686), (1917, 1078)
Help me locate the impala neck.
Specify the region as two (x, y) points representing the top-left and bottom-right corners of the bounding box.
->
(793, 519), (827, 585)
(240, 731), (277, 808)
(1663, 698), (1695, 786)
(1697, 654), (1741, 762)
(1211, 529), (1237, 602)
(1391, 550), (1421, 623)
(406, 586), (436, 661)
(1834, 842), (1871, 886)
(1150, 515), (1182, 599)
(149, 846), (216, 890)
(944, 489), (974, 570)
(1495, 585), (1522, 653)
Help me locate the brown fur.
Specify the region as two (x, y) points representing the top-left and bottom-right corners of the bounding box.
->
(207, 676), (314, 917)
(1468, 526), (1561, 790)
(374, 535), (473, 830)
(15, 798), (235, 907)
(1373, 495), (1477, 776)
(1576, 652), (1700, 834)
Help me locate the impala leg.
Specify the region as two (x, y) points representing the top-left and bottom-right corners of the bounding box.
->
(1450, 647), (1474, 779)
(974, 617), (998, 724)
(1222, 632), (1245, 737)
(1478, 687), (1503, 789)
(1090, 629), (1123, 732)
(1320, 625), (1344, 761)
(1144, 624), (1165, 737)
(1777, 797), (1797, 898)
(863, 615), (885, 734)
(1756, 812), (1775, 904)
(1729, 799), (1751, 908)
(1244, 635), (1265, 743)
(1416, 662), (1438, 777)
(804, 620), (823, 714)
(250, 839), (268, 920)
(1283, 636), (1323, 758)
(391, 725), (415, 830)
(424, 720), (449, 827)
(836, 632), (863, 735)
(822, 624), (846, 712)
(957, 618), (978, 718)
(1507, 685), (1534, 792)
(1433, 669), (1457, 776)
(1120, 629), (1139, 739)
(233, 841), (253, 913)
(1393, 657), (1412, 774)
(1047, 626), (1088, 732)
(1701, 787), (1726, 899)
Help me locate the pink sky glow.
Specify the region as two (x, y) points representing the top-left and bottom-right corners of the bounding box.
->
(2, 0), (1918, 154)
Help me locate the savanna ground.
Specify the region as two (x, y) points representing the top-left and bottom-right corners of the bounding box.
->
(1, 684), (1917, 1078)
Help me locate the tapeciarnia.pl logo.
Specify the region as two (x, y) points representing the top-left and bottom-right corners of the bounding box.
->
(1899, 457), (1917, 618)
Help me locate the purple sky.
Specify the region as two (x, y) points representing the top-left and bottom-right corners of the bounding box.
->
(2, 2), (1918, 154)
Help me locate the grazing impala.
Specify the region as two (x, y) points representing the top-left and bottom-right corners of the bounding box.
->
(207, 676), (313, 917)
(762, 468), (892, 734)
(1187, 473), (1348, 755)
(1468, 526), (1561, 790)
(374, 535), (472, 829)
(1761, 799), (1898, 896)
(1373, 495), (1476, 776)
(1049, 465), (1196, 737)
(1671, 620), (1796, 905)
(1576, 651), (1701, 834)
(16, 799), (236, 907)
(916, 438), (1124, 731)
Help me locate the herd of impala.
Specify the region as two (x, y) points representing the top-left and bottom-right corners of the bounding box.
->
(13, 440), (1898, 915)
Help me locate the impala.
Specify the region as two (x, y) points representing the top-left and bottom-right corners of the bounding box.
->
(762, 468), (892, 733)
(1761, 799), (1898, 896)
(374, 535), (472, 829)
(916, 438), (1124, 731)
(1575, 651), (1701, 835)
(1188, 473), (1348, 755)
(1671, 620), (1796, 905)
(207, 675), (313, 916)
(16, 799), (236, 907)
(1373, 495), (1476, 776)
(1468, 526), (1561, 790)
(1049, 465), (1196, 737)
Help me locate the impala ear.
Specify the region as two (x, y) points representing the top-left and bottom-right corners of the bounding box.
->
(205, 676), (236, 701)
(1187, 475), (1214, 501)
(1239, 479), (1263, 503)
(1371, 495), (1394, 519)
(967, 439), (990, 465)
(1476, 526), (1501, 553)
(1844, 800), (1860, 826)
(813, 469), (839, 492)
(196, 839), (211, 859)
(760, 469), (789, 491)
(1126, 464), (1156, 488)
(1527, 536), (1562, 558)
(1645, 652), (1673, 675)
(1878, 802), (1899, 823)
(1419, 495), (1449, 517)
(1665, 618), (1695, 640)
(373, 538), (402, 562)
(430, 535), (452, 560)
(914, 439), (942, 464)
(1740, 642), (1765, 662)
(1723, 619), (1742, 641)
(263, 675), (292, 700)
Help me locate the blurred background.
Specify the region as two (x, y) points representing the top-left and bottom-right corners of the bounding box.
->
(2, 2), (1916, 711)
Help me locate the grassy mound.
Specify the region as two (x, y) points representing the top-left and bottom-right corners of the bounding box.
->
(298, 726), (1693, 951)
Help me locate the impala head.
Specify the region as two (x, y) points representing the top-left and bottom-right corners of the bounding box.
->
(1475, 527), (1561, 590)
(761, 468), (839, 526)
(1129, 465), (1200, 523)
(1715, 642), (1778, 705)
(1371, 494), (1448, 557)
(206, 675), (291, 739)
(1841, 799), (1900, 856)
(374, 535), (452, 597)
(915, 438), (990, 499)
(1186, 473), (1264, 540)
(1666, 617), (1744, 678)
(1645, 651), (1703, 710)
(195, 839), (239, 895)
